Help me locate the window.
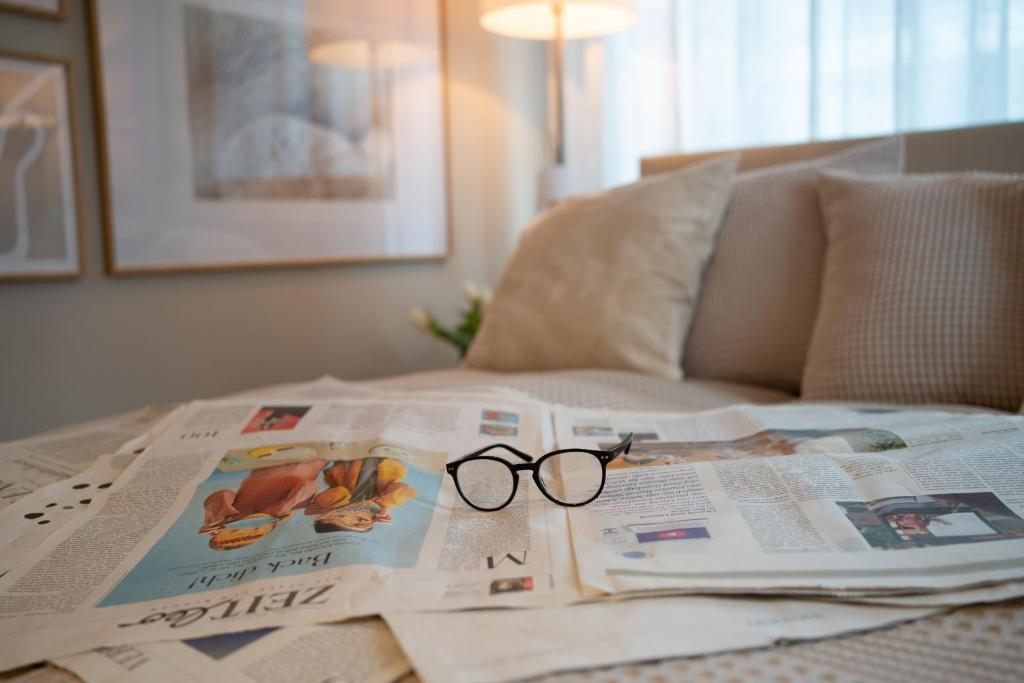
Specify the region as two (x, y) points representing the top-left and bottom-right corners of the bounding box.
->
(565, 0), (1024, 189)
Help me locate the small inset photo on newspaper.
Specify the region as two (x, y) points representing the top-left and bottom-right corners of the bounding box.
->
(602, 519), (712, 559)
(837, 493), (1024, 550)
(241, 406), (312, 434)
(481, 410), (519, 425)
(479, 422), (518, 437)
(479, 409), (520, 437)
(573, 424), (615, 437)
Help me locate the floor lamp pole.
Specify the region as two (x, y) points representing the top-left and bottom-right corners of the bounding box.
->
(552, 2), (565, 166)
(539, 1), (572, 207)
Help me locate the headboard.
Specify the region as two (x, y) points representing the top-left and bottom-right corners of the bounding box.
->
(640, 120), (1024, 176)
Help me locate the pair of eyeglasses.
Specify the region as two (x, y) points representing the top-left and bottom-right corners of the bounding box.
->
(446, 434), (633, 511)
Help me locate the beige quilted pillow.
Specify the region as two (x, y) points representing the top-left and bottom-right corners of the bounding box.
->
(803, 171), (1024, 412)
(683, 138), (904, 393)
(465, 156), (738, 379)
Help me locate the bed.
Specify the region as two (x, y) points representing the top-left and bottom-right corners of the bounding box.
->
(6, 121), (1024, 681)
(370, 121), (1024, 682)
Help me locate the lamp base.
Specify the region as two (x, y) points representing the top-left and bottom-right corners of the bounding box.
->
(537, 164), (575, 209)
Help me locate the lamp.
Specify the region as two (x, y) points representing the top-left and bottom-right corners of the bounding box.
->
(479, 1), (636, 207)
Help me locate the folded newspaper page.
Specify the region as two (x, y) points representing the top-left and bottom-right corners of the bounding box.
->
(385, 595), (937, 683)
(0, 454), (135, 579)
(0, 406), (175, 508)
(556, 404), (1024, 596)
(56, 618), (410, 683)
(848, 579), (1024, 607)
(0, 396), (576, 669)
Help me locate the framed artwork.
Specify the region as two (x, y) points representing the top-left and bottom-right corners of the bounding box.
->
(89, 0), (450, 275)
(0, 49), (82, 280)
(0, 0), (66, 21)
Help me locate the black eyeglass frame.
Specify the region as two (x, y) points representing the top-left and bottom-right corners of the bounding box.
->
(445, 433), (633, 511)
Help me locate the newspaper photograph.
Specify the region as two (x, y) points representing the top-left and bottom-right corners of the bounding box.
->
(0, 395), (576, 669)
(385, 595), (937, 683)
(56, 618), (410, 683)
(556, 405), (1024, 596)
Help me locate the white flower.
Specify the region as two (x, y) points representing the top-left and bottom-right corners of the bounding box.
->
(408, 307), (431, 333)
(461, 280), (482, 302)
(479, 287), (494, 308)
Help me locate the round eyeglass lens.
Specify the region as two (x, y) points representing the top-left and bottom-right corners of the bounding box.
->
(538, 451), (604, 505)
(456, 458), (516, 510)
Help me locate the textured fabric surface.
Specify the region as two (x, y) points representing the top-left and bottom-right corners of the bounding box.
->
(683, 138), (904, 393)
(370, 368), (794, 411)
(535, 598), (1024, 683)
(804, 172), (1024, 412)
(465, 156), (738, 380)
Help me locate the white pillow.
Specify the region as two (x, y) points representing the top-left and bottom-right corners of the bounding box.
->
(465, 155), (738, 379)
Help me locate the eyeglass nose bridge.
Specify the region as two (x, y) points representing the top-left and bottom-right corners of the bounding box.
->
(510, 463), (534, 472)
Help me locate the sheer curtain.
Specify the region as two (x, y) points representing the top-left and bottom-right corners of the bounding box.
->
(564, 0), (1024, 190)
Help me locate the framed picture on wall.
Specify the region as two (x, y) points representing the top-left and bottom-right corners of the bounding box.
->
(0, 0), (66, 21)
(0, 49), (83, 280)
(89, 0), (450, 275)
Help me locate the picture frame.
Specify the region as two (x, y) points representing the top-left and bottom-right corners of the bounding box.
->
(0, 48), (83, 280)
(0, 0), (66, 21)
(88, 0), (451, 275)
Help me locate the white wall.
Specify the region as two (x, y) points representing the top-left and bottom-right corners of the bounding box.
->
(0, 0), (546, 439)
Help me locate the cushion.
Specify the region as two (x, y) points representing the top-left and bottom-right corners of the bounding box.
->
(465, 156), (738, 379)
(683, 138), (904, 393)
(803, 171), (1024, 412)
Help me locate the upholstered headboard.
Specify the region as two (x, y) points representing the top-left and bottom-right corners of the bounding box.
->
(640, 120), (1024, 176)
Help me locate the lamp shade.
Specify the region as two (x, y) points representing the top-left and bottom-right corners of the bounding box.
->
(480, 0), (636, 40)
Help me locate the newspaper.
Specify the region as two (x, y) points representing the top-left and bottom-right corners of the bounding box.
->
(385, 596), (937, 683)
(0, 395), (576, 669)
(849, 579), (1024, 607)
(0, 454), (135, 579)
(0, 381), (525, 583)
(2, 393), (1022, 675)
(556, 404), (1024, 596)
(0, 406), (175, 508)
(55, 618), (410, 683)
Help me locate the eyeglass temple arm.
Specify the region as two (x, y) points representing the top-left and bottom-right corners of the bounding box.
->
(460, 443), (534, 463)
(612, 433), (634, 455)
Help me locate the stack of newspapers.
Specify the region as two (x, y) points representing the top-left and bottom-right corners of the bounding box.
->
(1, 376), (1022, 683)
